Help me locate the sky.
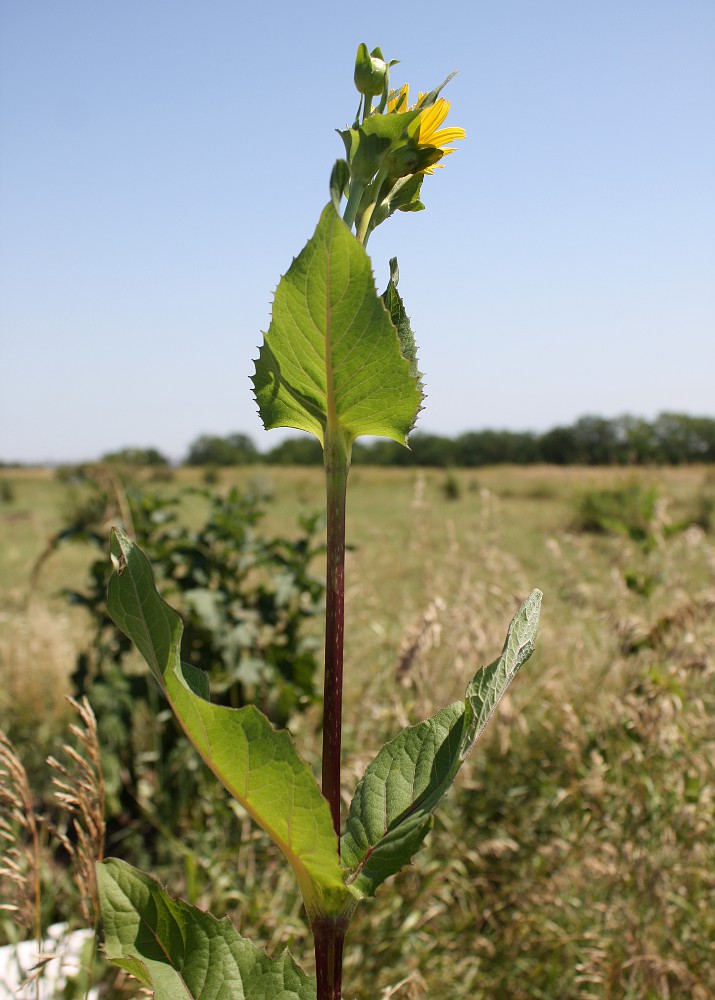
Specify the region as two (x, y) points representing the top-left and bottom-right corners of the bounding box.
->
(1, 1), (714, 463)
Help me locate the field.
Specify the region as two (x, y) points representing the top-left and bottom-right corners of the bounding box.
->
(1, 464), (714, 999)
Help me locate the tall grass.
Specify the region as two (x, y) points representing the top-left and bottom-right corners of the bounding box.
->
(1, 699), (111, 998)
(0, 731), (42, 945)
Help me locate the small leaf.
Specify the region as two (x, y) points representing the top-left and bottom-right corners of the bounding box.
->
(368, 173), (425, 237)
(462, 588), (542, 754)
(341, 590), (542, 897)
(415, 71), (459, 110)
(107, 529), (355, 918)
(252, 203), (423, 448)
(329, 159), (350, 213)
(381, 257), (420, 382)
(98, 858), (317, 1000)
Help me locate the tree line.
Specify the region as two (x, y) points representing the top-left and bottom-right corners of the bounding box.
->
(102, 413), (715, 469)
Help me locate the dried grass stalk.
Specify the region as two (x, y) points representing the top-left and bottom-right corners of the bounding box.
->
(46, 695), (105, 927)
(396, 596), (445, 687)
(0, 729), (42, 940)
(380, 971), (428, 998)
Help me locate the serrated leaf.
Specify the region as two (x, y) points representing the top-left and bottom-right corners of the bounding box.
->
(107, 529), (355, 918)
(340, 590), (542, 898)
(381, 257), (420, 382)
(252, 202), (422, 448)
(98, 858), (316, 1000)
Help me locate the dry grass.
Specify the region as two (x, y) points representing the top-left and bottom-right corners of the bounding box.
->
(0, 605), (78, 741)
(46, 697), (105, 928)
(0, 698), (114, 998)
(0, 731), (42, 940)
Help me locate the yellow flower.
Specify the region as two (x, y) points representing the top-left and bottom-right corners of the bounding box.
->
(387, 85), (466, 173)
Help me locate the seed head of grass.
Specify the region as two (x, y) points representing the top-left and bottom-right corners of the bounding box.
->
(46, 696), (105, 927)
(0, 729), (42, 940)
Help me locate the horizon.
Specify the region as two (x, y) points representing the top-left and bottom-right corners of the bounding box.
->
(2, 409), (713, 467)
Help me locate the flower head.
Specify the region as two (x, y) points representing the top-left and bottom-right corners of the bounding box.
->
(388, 85), (466, 174)
(339, 52), (466, 244)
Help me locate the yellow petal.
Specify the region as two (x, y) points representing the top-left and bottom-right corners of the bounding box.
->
(387, 84), (410, 114)
(428, 126), (466, 145)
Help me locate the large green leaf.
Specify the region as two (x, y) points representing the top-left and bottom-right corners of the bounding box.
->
(107, 529), (355, 919)
(340, 590), (542, 898)
(98, 858), (316, 1000)
(252, 202), (422, 448)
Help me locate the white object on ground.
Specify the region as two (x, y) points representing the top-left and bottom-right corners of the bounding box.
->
(0, 923), (98, 999)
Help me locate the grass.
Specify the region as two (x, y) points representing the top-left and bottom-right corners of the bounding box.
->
(0, 464), (714, 998)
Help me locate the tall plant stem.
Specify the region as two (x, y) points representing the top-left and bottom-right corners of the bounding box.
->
(313, 915), (348, 1000)
(321, 433), (349, 838)
(342, 179), (365, 232)
(317, 432), (350, 1000)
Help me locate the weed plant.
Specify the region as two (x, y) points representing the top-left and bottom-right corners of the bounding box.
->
(27, 468), (325, 889)
(90, 44), (545, 1000)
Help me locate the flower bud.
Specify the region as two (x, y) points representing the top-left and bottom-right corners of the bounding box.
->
(354, 43), (388, 98)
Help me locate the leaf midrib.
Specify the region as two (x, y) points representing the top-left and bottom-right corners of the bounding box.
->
(324, 215), (339, 436)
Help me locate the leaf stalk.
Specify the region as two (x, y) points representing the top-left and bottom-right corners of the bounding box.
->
(342, 179), (366, 231)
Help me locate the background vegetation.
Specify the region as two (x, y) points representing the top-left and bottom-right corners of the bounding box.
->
(6, 412), (715, 473)
(1, 462), (713, 998)
(130, 413), (715, 468)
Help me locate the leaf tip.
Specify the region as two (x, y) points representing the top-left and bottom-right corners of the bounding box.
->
(109, 527), (129, 574)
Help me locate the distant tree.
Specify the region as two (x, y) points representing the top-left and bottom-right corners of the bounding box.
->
(265, 437), (323, 465)
(617, 416), (661, 464)
(508, 431), (541, 464)
(102, 446), (170, 466)
(572, 416), (630, 465)
(539, 425), (581, 465)
(352, 439), (412, 465)
(178, 416), (715, 470)
(453, 430), (539, 466)
(185, 433), (258, 466)
(408, 433), (456, 467)
(652, 413), (715, 464)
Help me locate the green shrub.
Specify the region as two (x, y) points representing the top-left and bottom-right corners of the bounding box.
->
(0, 479), (15, 503)
(441, 469), (461, 501)
(202, 464), (221, 485)
(37, 472), (325, 882)
(574, 483), (659, 542)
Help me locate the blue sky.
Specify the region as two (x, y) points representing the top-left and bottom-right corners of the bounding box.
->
(1, 1), (713, 463)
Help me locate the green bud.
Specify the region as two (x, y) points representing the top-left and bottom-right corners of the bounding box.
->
(354, 43), (388, 98)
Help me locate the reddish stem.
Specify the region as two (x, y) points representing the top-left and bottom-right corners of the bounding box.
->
(316, 434), (350, 1000)
(313, 916), (348, 1000)
(321, 437), (348, 838)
